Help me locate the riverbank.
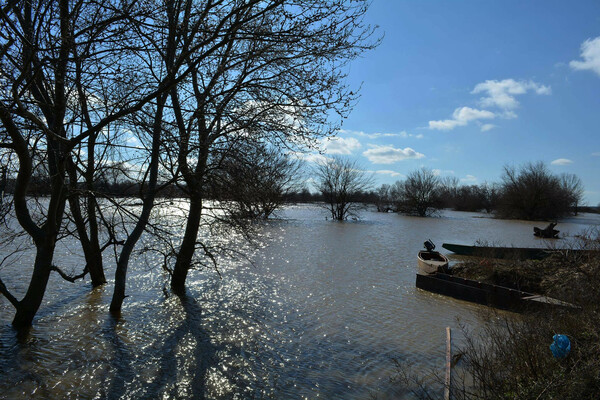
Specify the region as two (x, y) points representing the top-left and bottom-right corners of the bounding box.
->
(443, 233), (600, 399)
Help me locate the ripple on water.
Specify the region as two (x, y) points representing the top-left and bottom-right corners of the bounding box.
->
(1, 206), (599, 399)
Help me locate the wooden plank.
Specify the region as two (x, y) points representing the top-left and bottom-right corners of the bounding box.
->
(445, 326), (451, 400)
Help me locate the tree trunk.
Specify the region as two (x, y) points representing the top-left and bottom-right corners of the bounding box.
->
(12, 240), (55, 329)
(67, 159), (106, 286)
(109, 95), (166, 315)
(171, 195), (203, 294)
(69, 195), (106, 286)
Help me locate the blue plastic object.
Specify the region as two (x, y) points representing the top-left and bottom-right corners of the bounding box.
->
(550, 334), (571, 359)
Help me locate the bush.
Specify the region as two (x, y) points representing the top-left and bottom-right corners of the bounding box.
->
(496, 162), (583, 220)
(393, 168), (442, 217)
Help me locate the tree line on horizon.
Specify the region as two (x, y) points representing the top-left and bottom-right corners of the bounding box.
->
(2, 159), (588, 221)
(371, 161), (586, 220)
(285, 159), (587, 221)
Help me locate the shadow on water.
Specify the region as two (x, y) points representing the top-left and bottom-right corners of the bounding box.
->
(100, 315), (134, 400)
(143, 292), (222, 399)
(99, 290), (222, 400)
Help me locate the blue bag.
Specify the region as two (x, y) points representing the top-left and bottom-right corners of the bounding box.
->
(550, 334), (571, 359)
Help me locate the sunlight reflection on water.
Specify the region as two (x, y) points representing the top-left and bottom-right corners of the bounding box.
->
(1, 204), (599, 399)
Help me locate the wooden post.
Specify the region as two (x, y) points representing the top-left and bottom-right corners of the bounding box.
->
(445, 326), (451, 400)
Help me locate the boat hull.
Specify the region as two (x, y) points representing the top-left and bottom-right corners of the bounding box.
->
(417, 251), (449, 275)
(415, 273), (575, 311)
(442, 243), (550, 260)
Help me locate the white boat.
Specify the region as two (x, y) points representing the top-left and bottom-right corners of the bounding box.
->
(418, 250), (449, 275)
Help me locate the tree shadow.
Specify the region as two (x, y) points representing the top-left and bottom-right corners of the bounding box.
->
(99, 314), (135, 399)
(144, 291), (222, 398)
(99, 290), (224, 399)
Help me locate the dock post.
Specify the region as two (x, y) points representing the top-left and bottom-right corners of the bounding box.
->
(445, 326), (451, 400)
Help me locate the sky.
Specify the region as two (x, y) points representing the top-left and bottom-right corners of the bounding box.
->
(314, 0), (600, 205)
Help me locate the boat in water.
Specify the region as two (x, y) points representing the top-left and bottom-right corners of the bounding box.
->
(417, 240), (449, 275)
(533, 222), (559, 238)
(442, 242), (595, 260)
(442, 242), (550, 260)
(415, 272), (576, 312)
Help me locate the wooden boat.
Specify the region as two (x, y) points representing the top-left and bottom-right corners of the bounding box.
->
(418, 250), (449, 275)
(533, 223), (559, 238)
(415, 272), (576, 311)
(442, 243), (549, 260)
(442, 243), (594, 260)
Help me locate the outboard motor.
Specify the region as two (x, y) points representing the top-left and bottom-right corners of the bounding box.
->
(424, 239), (435, 252)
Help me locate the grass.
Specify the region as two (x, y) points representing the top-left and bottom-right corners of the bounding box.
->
(395, 228), (600, 399)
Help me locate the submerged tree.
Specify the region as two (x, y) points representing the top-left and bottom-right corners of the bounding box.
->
(0, 0), (249, 325)
(0, 0), (157, 327)
(162, 0), (378, 293)
(215, 141), (303, 220)
(316, 157), (373, 221)
(560, 173), (584, 215)
(497, 162), (583, 220)
(394, 168), (441, 217)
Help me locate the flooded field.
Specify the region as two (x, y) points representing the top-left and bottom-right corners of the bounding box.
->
(1, 205), (598, 399)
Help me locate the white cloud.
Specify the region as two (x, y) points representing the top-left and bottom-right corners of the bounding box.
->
(501, 110), (518, 119)
(471, 79), (551, 110)
(432, 169), (455, 176)
(570, 36), (600, 76)
(460, 175), (478, 184)
(291, 152), (329, 164)
(480, 123), (496, 132)
(363, 145), (425, 164)
(429, 107), (496, 131)
(321, 137), (361, 155)
(374, 170), (404, 177)
(551, 158), (573, 165)
(397, 131), (424, 139)
(339, 129), (424, 139)
(126, 136), (142, 148)
(592, 152), (600, 157)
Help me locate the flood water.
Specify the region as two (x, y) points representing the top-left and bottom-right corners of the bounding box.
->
(1, 204), (599, 399)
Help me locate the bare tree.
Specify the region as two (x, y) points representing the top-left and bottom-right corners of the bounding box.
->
(215, 141), (303, 220)
(394, 168), (441, 217)
(497, 162), (583, 220)
(162, 0), (378, 293)
(0, 0), (247, 325)
(560, 173), (584, 215)
(374, 184), (393, 212)
(0, 0), (155, 327)
(315, 157), (374, 221)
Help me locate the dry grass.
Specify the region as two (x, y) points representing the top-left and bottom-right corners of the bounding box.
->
(396, 228), (600, 399)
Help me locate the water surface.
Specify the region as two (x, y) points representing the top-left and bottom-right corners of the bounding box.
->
(1, 205), (598, 399)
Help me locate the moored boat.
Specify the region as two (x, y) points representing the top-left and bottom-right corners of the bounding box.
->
(442, 242), (595, 260)
(415, 272), (576, 311)
(417, 240), (449, 275)
(442, 242), (549, 260)
(418, 250), (449, 275)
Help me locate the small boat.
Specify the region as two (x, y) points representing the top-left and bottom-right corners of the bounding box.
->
(415, 272), (576, 312)
(442, 243), (549, 260)
(442, 243), (594, 260)
(533, 222), (559, 238)
(417, 240), (449, 275)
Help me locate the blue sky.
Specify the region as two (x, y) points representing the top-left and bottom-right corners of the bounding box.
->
(316, 1), (600, 205)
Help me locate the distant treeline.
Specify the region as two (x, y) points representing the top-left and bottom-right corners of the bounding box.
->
(366, 162), (589, 220)
(292, 162), (592, 220)
(3, 161), (592, 220)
